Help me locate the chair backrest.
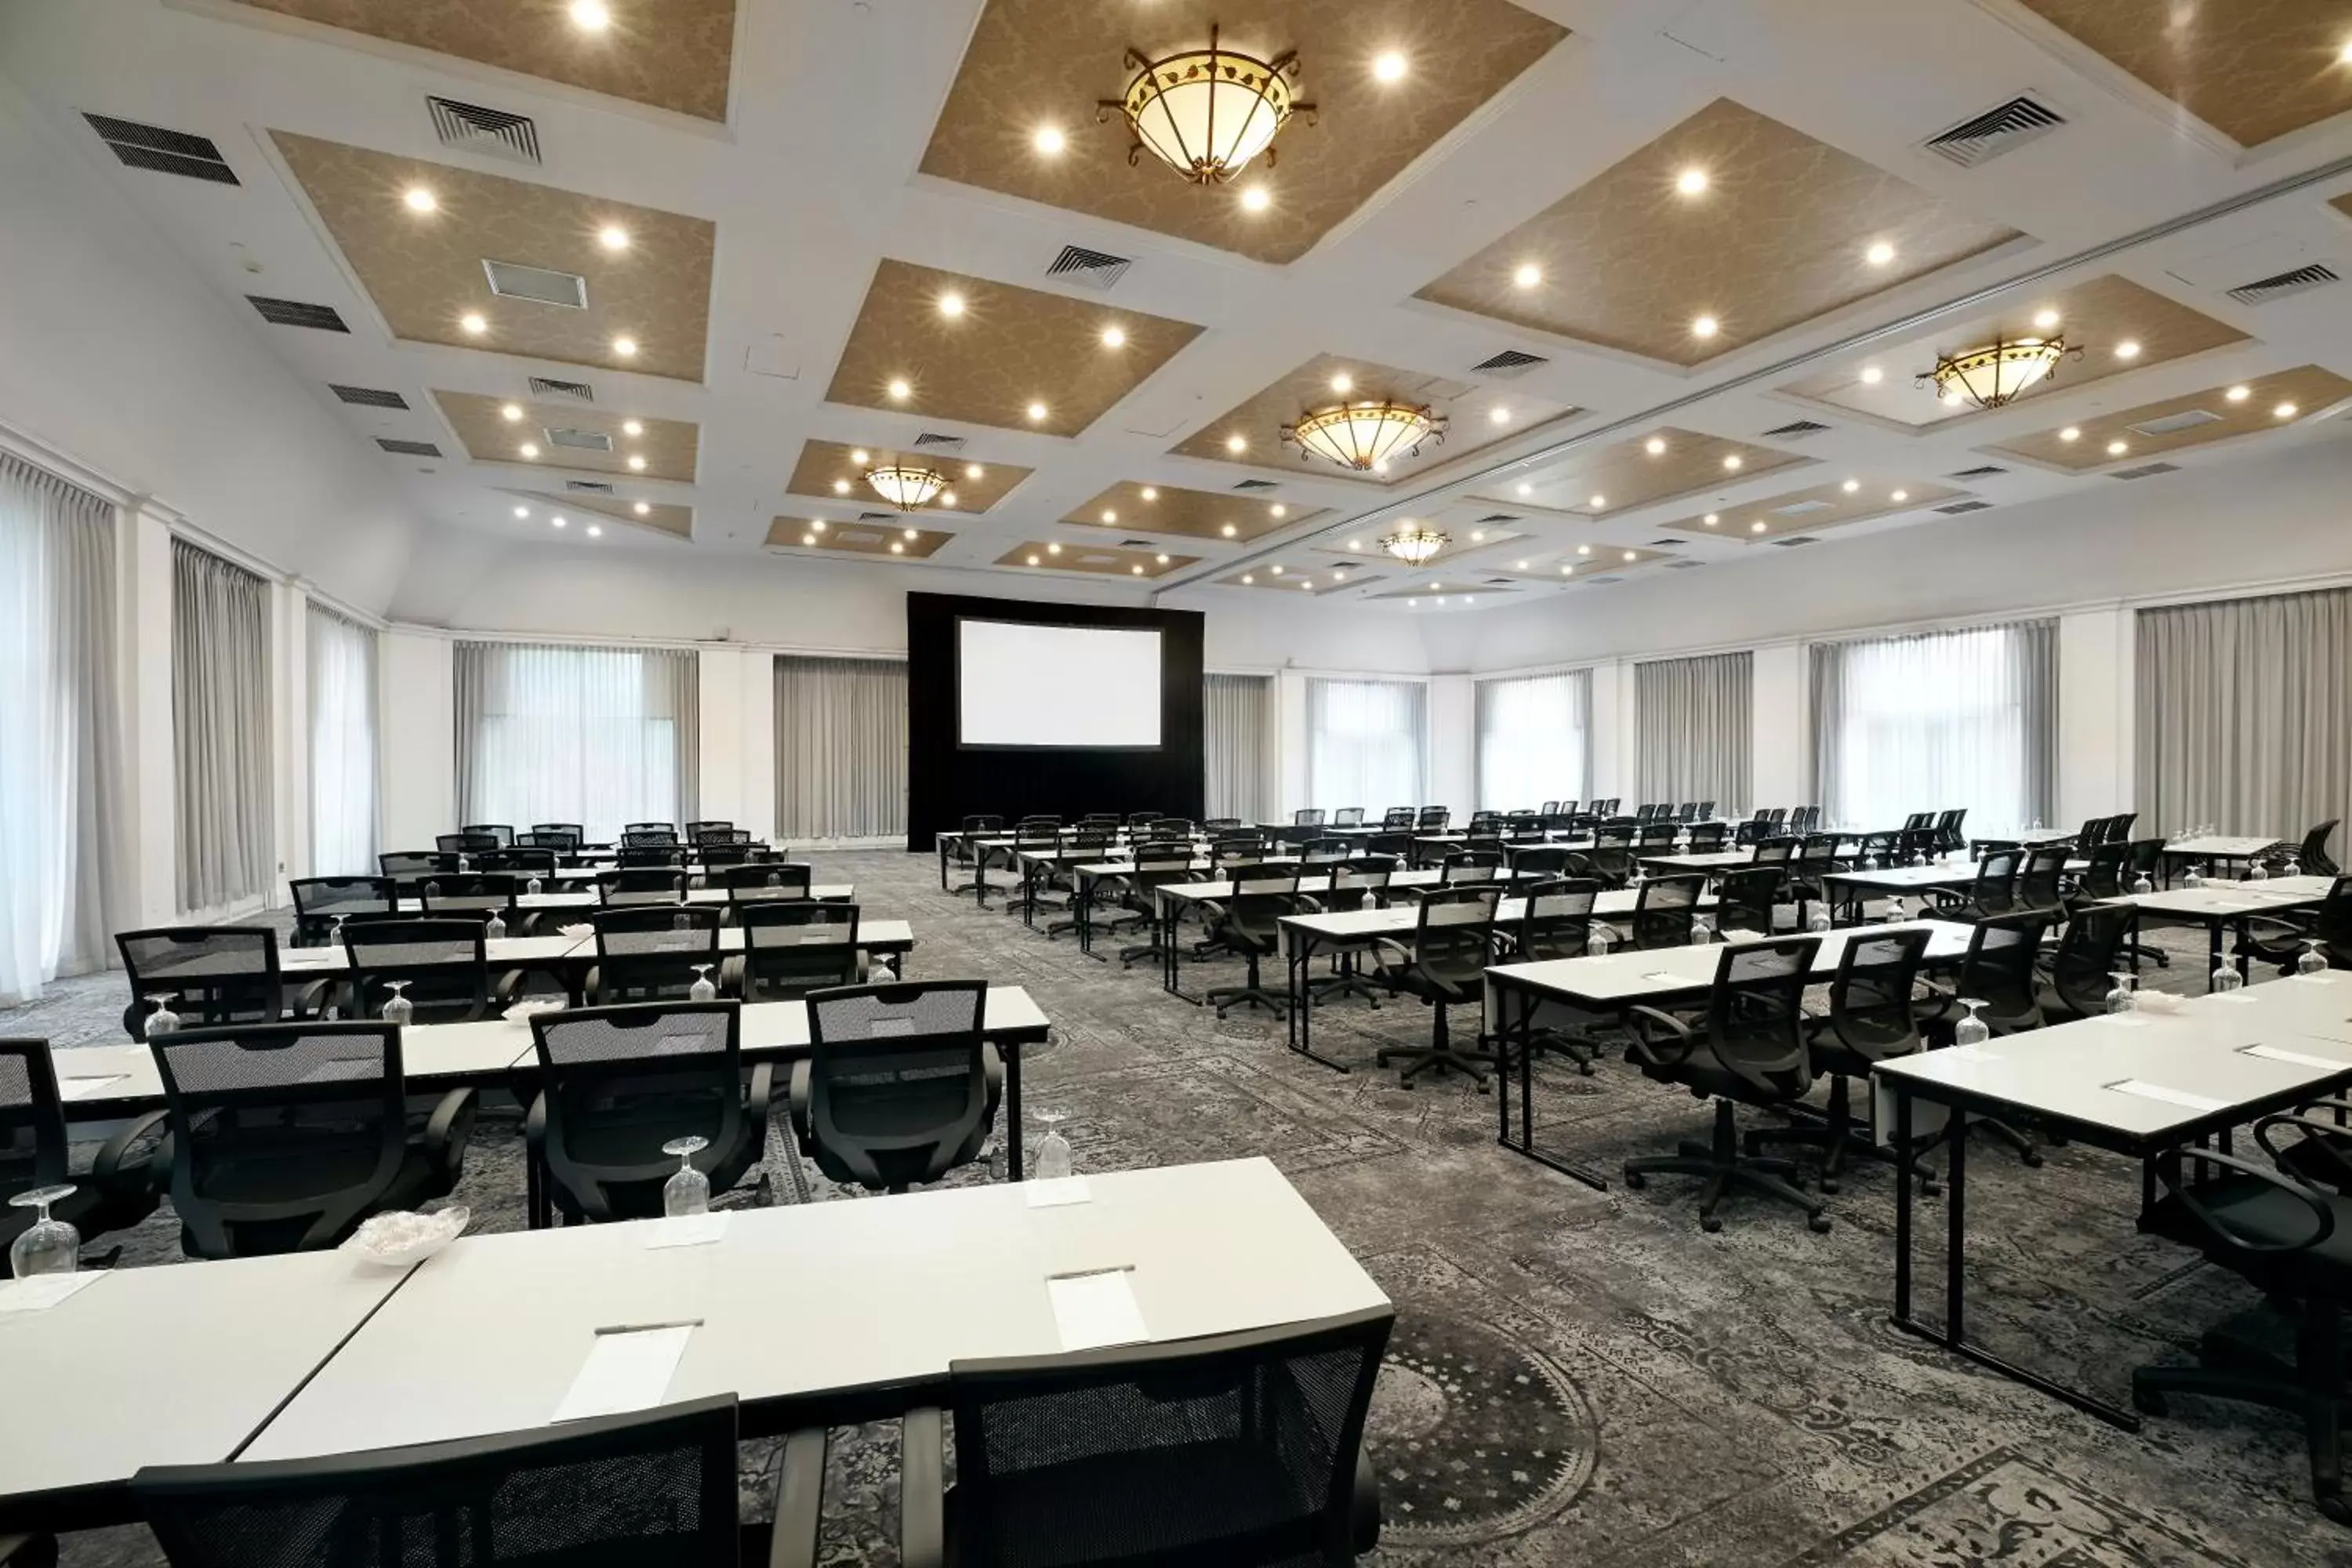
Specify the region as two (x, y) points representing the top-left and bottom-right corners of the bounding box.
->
(619, 845), (688, 869)
(2314, 877), (2352, 964)
(625, 822), (677, 836)
(1958, 911), (2053, 1033)
(1016, 815), (1062, 832)
(1411, 884), (1502, 987)
(475, 848), (557, 878)
(1969, 848), (2024, 913)
(149, 1022), (410, 1256)
(437, 832), (499, 855)
(695, 844), (751, 869)
(378, 850), (459, 880)
(1901, 811), (1933, 832)
(600, 869), (691, 907)
(1201, 818), (1243, 833)
(1468, 810), (1503, 832)
(1631, 874), (1705, 949)
(1381, 808), (1415, 829)
(1416, 806), (1450, 829)
(804, 980), (994, 1192)
(1368, 832), (1414, 858)
(1506, 844), (1571, 877)
(1222, 873), (1304, 940)
(1293, 808), (1326, 826)
(341, 918), (495, 1022)
(2104, 811), (2138, 844)
(1515, 879), (1599, 963)
(0, 1039), (67, 1208)
(458, 823), (514, 848)
(739, 901), (862, 997)
(1894, 826), (1940, 864)
(1149, 818), (1195, 837)
(1715, 866), (1783, 938)
(517, 829), (579, 851)
(1696, 800), (1715, 819)
(591, 906), (722, 1003)
(1330, 858), (1396, 903)
(1126, 811), (1160, 828)
(622, 829), (681, 851)
(1697, 937), (1820, 1098)
(2076, 840), (2129, 900)
(2015, 845), (2070, 909)
(116, 927), (285, 1040)
(528, 1003), (745, 1217)
(1933, 808), (1966, 851)
(2303, 818), (2343, 877)
(1300, 837), (1352, 864)
(1441, 850), (1502, 885)
(946, 1307), (1393, 1568)
(1211, 836), (1270, 865)
(530, 822), (586, 842)
(136, 1396), (744, 1568)
(1333, 807), (1366, 826)
(1822, 927), (1930, 1063)
(1752, 837), (1797, 867)
(1686, 822), (1730, 851)
(722, 861), (815, 902)
(420, 873), (519, 918)
(287, 877), (397, 932)
(685, 819), (733, 840)
(2046, 903), (2136, 1018)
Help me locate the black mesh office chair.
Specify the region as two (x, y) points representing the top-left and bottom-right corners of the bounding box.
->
(420, 873), (522, 926)
(1, 1039), (162, 1262)
(2300, 819), (2343, 877)
(476, 848), (557, 883)
(1380, 808), (1415, 830)
(1370, 885), (1502, 1087)
(2035, 903), (2136, 1023)
(1334, 807), (1367, 827)
(1784, 836), (1839, 923)
(517, 828), (580, 853)
(586, 906), (724, 1004)
(1416, 807), (1450, 832)
(527, 1003), (770, 1225)
(532, 822), (587, 844)
(1630, 874), (1706, 949)
(342, 919), (524, 1025)
(150, 1022), (476, 1258)
(1918, 910), (2053, 1169)
(1747, 927), (1932, 1192)
(1505, 844), (1572, 877)
(600, 869), (691, 908)
(1623, 936), (1830, 1232)
(134, 1395), (803, 1568)
(1935, 847), (2023, 922)
(1585, 824), (1636, 888)
(438, 832), (499, 855)
(898, 1306), (1393, 1568)
(1300, 837), (1352, 865)
(685, 819), (734, 843)
(288, 876), (397, 947)
(731, 902), (864, 1000)
(378, 851), (460, 891)
(1298, 858), (1403, 1008)
(1715, 865), (1784, 938)
(624, 822), (679, 840)
(2012, 844), (2070, 912)
(1686, 822), (1730, 851)
(1100, 845), (1202, 971)
(619, 845), (688, 870)
(949, 815), (1004, 898)
(1294, 808), (1327, 827)
(790, 981), (998, 1195)
(1202, 818), (1243, 834)
(1932, 808), (1966, 855)
(1501, 880), (1606, 1073)
(459, 823), (514, 848)
(116, 927), (328, 1042)
(1199, 874), (1304, 1018)
(2239, 875), (2352, 975)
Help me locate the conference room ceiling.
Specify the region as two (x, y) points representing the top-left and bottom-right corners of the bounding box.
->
(1652, 478), (1971, 544)
(783, 440), (1032, 517)
(10, 0), (2352, 616)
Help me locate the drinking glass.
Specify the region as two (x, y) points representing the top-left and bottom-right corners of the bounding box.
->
(1808, 908), (1833, 935)
(1953, 1000), (1990, 1050)
(2212, 959), (2244, 993)
(143, 993), (180, 1036)
(2283, 855), (2302, 880)
(381, 979), (413, 1027)
(2182, 863), (2205, 890)
(661, 1135), (711, 1217)
(1885, 896), (1909, 925)
(525, 874), (544, 898)
(688, 964), (717, 1003)
(421, 880), (441, 900)
(2129, 868), (2154, 896)
(1589, 921), (1613, 956)
(2248, 858), (2270, 883)
(1690, 913), (1714, 946)
(2105, 971), (2136, 1014)
(9, 1185), (79, 1278)
(1033, 1111), (1074, 1181)
(2299, 939), (2330, 977)
(485, 908), (508, 942)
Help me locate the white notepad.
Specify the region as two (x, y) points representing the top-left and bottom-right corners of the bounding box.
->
(56, 1075), (127, 1101)
(0, 1272), (107, 1313)
(1048, 1269), (1149, 1352)
(2106, 1079), (2227, 1112)
(553, 1324), (696, 1422)
(2241, 1043), (2351, 1070)
(644, 1214), (728, 1249)
(1024, 1177), (1091, 1209)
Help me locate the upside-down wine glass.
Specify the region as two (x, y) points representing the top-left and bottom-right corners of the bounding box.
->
(485, 906), (507, 942)
(2212, 956), (2244, 993)
(1690, 913), (1715, 946)
(662, 1135), (710, 1217)
(2106, 970), (2137, 1014)
(1953, 999), (1991, 1051)
(143, 993), (180, 1037)
(381, 979), (413, 1027)
(1033, 1110), (1074, 1181)
(688, 964), (717, 1003)
(2183, 862), (2205, 890)
(2299, 939), (2331, 977)
(2248, 857), (2270, 883)
(2129, 866), (2154, 896)
(9, 1186), (79, 1278)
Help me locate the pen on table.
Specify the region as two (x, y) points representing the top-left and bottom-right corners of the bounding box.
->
(594, 1318), (705, 1335)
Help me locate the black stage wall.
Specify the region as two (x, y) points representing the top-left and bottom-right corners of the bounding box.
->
(905, 592), (1204, 851)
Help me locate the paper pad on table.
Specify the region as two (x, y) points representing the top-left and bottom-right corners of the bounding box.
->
(554, 1325), (695, 1422)
(1048, 1269), (1148, 1352)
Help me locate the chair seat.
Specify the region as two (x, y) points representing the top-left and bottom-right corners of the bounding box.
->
(0, 1174), (158, 1253)
(962, 1436), (1334, 1566)
(177, 1142), (452, 1256)
(2143, 1178), (2352, 1295)
(549, 1113), (763, 1221)
(1639, 1055), (1787, 1105)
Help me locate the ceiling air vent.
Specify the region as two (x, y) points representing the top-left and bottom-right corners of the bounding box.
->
(855, 512), (896, 522)
(911, 432), (966, 452)
(1760, 419), (1831, 439)
(564, 480), (615, 494)
(1664, 558), (1705, 569)
(376, 438), (440, 457)
(2226, 263), (2339, 307)
(1935, 500), (1993, 514)
(1076, 553), (1120, 565)
(1472, 349), (1548, 378)
(82, 112), (238, 184)
(248, 296), (348, 332)
(1586, 574), (1624, 584)
(1044, 245), (1132, 290)
(1647, 538), (1684, 548)
(545, 427), (612, 452)
(2129, 408), (2223, 437)
(329, 383), (408, 409)
(1769, 535), (1819, 546)
(427, 96), (541, 165)
(2111, 462), (2183, 480)
(1473, 512), (1521, 526)
(1774, 499), (1832, 516)
(1120, 539), (1155, 550)
(1923, 94), (2065, 169)
(1946, 463), (2007, 480)
(528, 376), (594, 404)
(483, 260), (587, 309)
(1229, 478), (1279, 492)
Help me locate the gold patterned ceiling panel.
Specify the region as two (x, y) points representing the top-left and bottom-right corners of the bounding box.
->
(1985, 365), (2352, 471)
(995, 540), (1198, 578)
(1654, 479), (1967, 543)
(766, 517), (953, 558)
(1313, 521), (1524, 568)
(1474, 427), (1809, 517)
(275, 132), (714, 383)
(1218, 563), (1384, 594)
(1414, 98), (2022, 365)
(784, 440), (1030, 514)
(1777, 274), (2249, 427)
(917, 0), (1565, 265)
(2014, 1), (2352, 147)
(435, 391), (699, 481)
(826, 260), (1202, 435)
(1169, 353), (1573, 484)
(1063, 481), (1321, 543)
(506, 489), (692, 540)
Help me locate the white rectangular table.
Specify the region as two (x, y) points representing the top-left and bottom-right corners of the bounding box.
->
(2101, 875), (2335, 985)
(241, 1158), (1386, 1459)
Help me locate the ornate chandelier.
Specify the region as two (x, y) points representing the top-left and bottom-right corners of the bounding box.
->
(863, 464), (946, 511)
(1282, 401), (1446, 471)
(1918, 334), (2079, 412)
(1379, 526), (1449, 566)
(1099, 27), (1312, 184)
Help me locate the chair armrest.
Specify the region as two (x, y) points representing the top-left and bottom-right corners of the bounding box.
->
(1623, 1004), (1697, 1069)
(900, 1406), (946, 1568)
(767, 1425), (828, 1568)
(1351, 1442), (1381, 1553)
(2157, 1144), (2335, 1252)
(423, 1089), (477, 1180)
(492, 968), (526, 1007)
(1194, 898), (1229, 924)
(285, 978), (332, 1020)
(787, 1061), (812, 1145)
(1294, 894), (1324, 914)
(720, 956), (744, 996)
(524, 1092), (546, 1159)
(746, 1062), (775, 1122)
(92, 1109), (169, 1185)
(1369, 936), (1414, 971)
(2255, 1111), (2352, 1188)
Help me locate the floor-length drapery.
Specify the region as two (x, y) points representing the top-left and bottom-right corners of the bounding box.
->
(1204, 673), (1270, 823)
(774, 654), (906, 842)
(1307, 678), (1425, 811)
(1634, 652), (1751, 808)
(0, 452), (121, 1000)
(1476, 670), (1591, 810)
(308, 605), (379, 876)
(2137, 589), (2352, 842)
(456, 642), (699, 841)
(174, 538), (272, 911)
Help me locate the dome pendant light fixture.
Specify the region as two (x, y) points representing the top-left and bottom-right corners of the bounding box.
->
(1919, 333), (2081, 412)
(1098, 25), (1314, 184)
(864, 464), (947, 511)
(1378, 525), (1450, 566)
(1281, 400), (1446, 471)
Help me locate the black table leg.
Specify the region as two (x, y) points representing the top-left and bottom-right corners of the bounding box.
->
(1004, 1042), (1025, 1181)
(1287, 931), (1350, 1074)
(1893, 1087), (1912, 1322)
(1493, 982), (1609, 1190)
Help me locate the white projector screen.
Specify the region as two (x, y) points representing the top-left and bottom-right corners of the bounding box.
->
(958, 619), (1163, 748)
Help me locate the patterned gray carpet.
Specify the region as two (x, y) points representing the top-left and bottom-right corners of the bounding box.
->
(15, 850), (2352, 1566)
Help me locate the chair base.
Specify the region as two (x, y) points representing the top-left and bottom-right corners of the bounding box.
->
(1744, 1077), (1939, 1195)
(1374, 1000), (1492, 1089)
(2132, 1301), (2348, 1524)
(1625, 1098), (1831, 1233)
(1207, 983), (1288, 1019)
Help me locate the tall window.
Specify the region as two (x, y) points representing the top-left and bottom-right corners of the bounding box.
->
(1306, 678), (1425, 811)
(174, 539), (273, 912)
(0, 452), (120, 1001)
(1811, 621), (2055, 833)
(308, 606), (378, 876)
(456, 642), (698, 842)
(1204, 673), (1270, 822)
(1476, 670), (1590, 810)
(775, 654), (906, 843)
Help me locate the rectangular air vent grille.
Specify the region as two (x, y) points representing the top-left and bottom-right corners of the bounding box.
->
(528, 376), (594, 404)
(1473, 512), (1521, 526)
(329, 384), (408, 409)
(564, 480), (615, 494)
(911, 432), (966, 452)
(545, 427), (612, 452)
(1769, 535), (1819, 546)
(1774, 499), (1832, 515)
(2129, 408), (2223, 437)
(1935, 500), (1994, 514)
(483, 259), (586, 308)
(855, 512), (896, 522)
(1076, 554), (1120, 565)
(1664, 558), (1705, 569)
(1229, 478), (1279, 492)
(1946, 463), (2007, 479)
(1924, 95), (2065, 168)
(83, 113), (238, 184)
(1472, 349), (1548, 377)
(837, 528), (884, 544)
(1760, 419), (1831, 438)
(2111, 462), (2183, 480)
(1586, 575), (1623, 584)
(1044, 245), (1131, 289)
(1648, 538), (1684, 548)
(2227, 263), (2339, 306)
(248, 296), (348, 332)
(427, 96), (541, 164)
(376, 438), (440, 457)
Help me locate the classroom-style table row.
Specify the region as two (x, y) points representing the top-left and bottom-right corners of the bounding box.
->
(274, 918), (915, 994)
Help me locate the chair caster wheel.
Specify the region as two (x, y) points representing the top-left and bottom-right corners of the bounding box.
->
(1398, 1079), (1415, 1091)
(1700, 1214), (1722, 1233)
(1577, 1062), (1594, 1076)
(1817, 1178), (1841, 1195)
(2021, 1152), (2044, 1168)
(1808, 1214), (1832, 1233)
(1623, 1171), (1646, 1189)
(2132, 1386), (2169, 1417)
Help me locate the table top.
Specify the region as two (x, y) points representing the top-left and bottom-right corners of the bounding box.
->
(1485, 920), (1975, 1007)
(241, 1157), (1385, 1462)
(517, 884), (853, 909)
(278, 918), (913, 971)
(1634, 850), (1756, 872)
(2101, 875), (2335, 920)
(2161, 835), (2284, 858)
(1822, 858), (2085, 891)
(1159, 867), (1534, 905)
(1279, 886), (1723, 942)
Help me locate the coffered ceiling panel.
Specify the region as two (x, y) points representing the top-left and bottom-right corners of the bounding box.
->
(784, 439), (1030, 514)
(1654, 478), (1967, 543)
(1475, 427), (1809, 517)
(1414, 98), (2022, 366)
(506, 489), (691, 540)
(1367, 581), (1520, 601)
(232, 0), (736, 121)
(2013, 1), (2352, 147)
(1485, 543), (1675, 580)
(1217, 562), (1377, 595)
(766, 517), (952, 558)
(1169, 353), (1574, 484)
(917, 1), (1565, 266)
(1777, 274), (2249, 428)
(826, 260), (1201, 435)
(1985, 365), (2352, 471)
(994, 541), (1198, 578)
(274, 132), (715, 382)
(434, 391), (699, 480)
(1316, 517), (1526, 568)
(1063, 481), (1322, 543)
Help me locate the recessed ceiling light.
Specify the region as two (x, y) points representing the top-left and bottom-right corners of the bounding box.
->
(1515, 482), (1532, 497)
(2059, 426), (2081, 441)
(833, 479), (851, 494)
(512, 505), (529, 518)
(1645, 437), (1666, 456)
(1240, 187), (1271, 212)
(1225, 434), (1247, 452)
(2341, 38), (2352, 64)
(887, 378), (911, 401)
(1028, 554), (1041, 565)
(500, 403), (522, 422)
(1156, 552), (1170, 564)
(1345, 538), (1360, 550)
(1027, 401), (1048, 422)
(1243, 574), (1255, 585)
(1576, 544), (1592, 556)
(1559, 564), (1572, 575)
(809, 520), (825, 532)
(586, 524), (601, 537)
(891, 542), (905, 554)
(1860, 366), (1884, 385)
(1588, 494), (1606, 509)
(1101, 509), (1117, 524)
(903, 527), (919, 540)
(1271, 564), (1283, 575)
(622, 419), (643, 436)
(460, 313), (488, 336)
(1101, 325), (1125, 348)
(402, 186), (437, 213)
(1512, 263), (1541, 290)
(1373, 50), (1407, 82)
(2225, 385), (2251, 402)
(612, 336), (637, 358)
(633, 501), (649, 515)
(550, 514), (567, 528)
(940, 490), (957, 507)
(598, 225), (629, 252)
(1692, 314), (1719, 339)
(1842, 477), (1860, 492)
(1750, 519), (1766, 533)
(1490, 406), (1510, 425)
(1269, 503), (1286, 517)
(2033, 309), (2061, 330)
(518, 443), (539, 459)
(1515, 558), (1530, 569)
(1033, 125), (1065, 154)
(2275, 401), (2299, 419)
(803, 533), (817, 546)
(568, 0), (609, 31)
(850, 448), (869, 464)
(2114, 339), (2141, 360)
(1371, 459), (1389, 474)
(1221, 523), (1237, 537)
(2106, 439), (2129, 456)
(968, 464), (986, 480)
(1329, 372), (1354, 394)
(1702, 513), (1718, 526)
(1722, 453), (1742, 470)
(1047, 543), (1061, 554)
(1675, 166), (1709, 196)
(938, 292), (965, 318)
(1470, 529), (1486, 543)
(1133, 564), (1146, 575)
(1864, 241), (1895, 266)
(1890, 488), (1908, 502)
(626, 454), (646, 471)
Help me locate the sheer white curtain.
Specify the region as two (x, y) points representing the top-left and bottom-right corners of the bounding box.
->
(1476, 670), (1590, 810)
(174, 539), (273, 912)
(308, 606), (378, 876)
(0, 452), (121, 1002)
(774, 654), (906, 843)
(1307, 678), (1425, 811)
(1204, 673), (1270, 822)
(1635, 652), (1751, 808)
(1811, 620), (2056, 833)
(456, 642), (699, 841)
